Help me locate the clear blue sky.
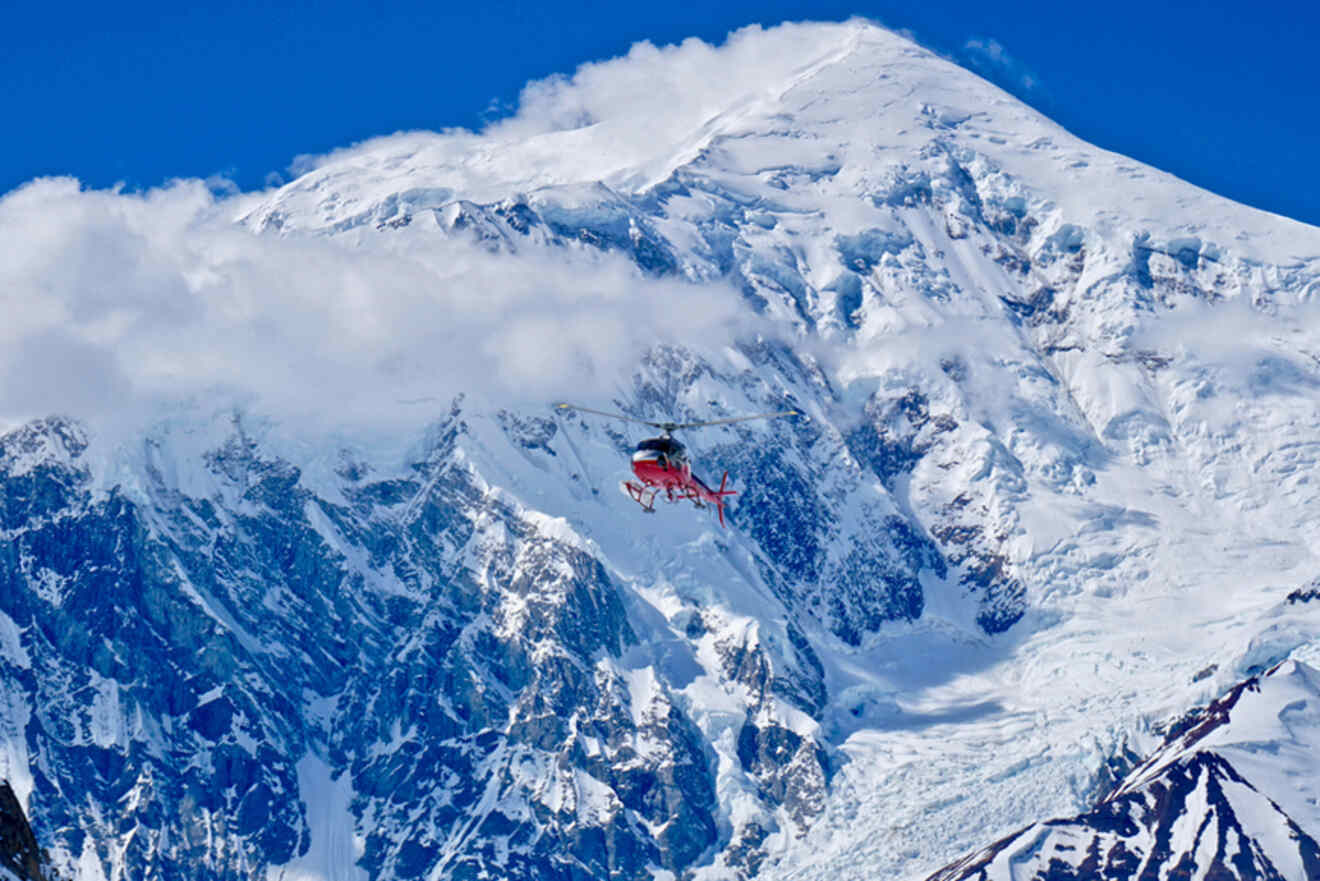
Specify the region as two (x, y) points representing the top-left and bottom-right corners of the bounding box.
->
(6, 0), (1318, 226)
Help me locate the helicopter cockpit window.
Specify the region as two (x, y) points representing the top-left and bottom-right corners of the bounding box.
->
(635, 437), (688, 464)
(637, 438), (678, 454)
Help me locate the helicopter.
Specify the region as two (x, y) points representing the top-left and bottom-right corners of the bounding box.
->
(554, 403), (800, 526)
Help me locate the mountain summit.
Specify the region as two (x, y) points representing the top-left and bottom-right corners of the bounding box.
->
(2, 20), (1320, 881)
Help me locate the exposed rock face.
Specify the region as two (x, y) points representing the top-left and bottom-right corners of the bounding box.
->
(0, 414), (734, 881)
(0, 782), (49, 881)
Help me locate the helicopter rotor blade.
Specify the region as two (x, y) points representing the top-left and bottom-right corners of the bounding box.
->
(553, 402), (669, 430)
(666, 410), (804, 431)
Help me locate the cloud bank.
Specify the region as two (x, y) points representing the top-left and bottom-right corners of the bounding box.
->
(0, 177), (745, 439)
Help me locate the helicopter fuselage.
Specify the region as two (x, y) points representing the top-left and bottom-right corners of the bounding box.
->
(626, 436), (733, 523)
(630, 437), (692, 489)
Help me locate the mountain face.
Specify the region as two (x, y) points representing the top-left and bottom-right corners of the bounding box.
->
(929, 661), (1320, 881)
(3, 19), (1320, 881)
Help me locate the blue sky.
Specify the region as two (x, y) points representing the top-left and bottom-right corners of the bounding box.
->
(6, 0), (1318, 225)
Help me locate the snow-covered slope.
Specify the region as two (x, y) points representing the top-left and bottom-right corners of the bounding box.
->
(930, 661), (1320, 881)
(3, 18), (1320, 881)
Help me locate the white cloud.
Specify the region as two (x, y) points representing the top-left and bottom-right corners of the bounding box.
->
(0, 19), (905, 442)
(288, 20), (874, 186)
(963, 37), (1039, 92)
(0, 177), (747, 438)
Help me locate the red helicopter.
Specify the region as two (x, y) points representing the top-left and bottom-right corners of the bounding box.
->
(554, 403), (800, 526)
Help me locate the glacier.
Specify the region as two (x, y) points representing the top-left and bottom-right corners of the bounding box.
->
(2, 18), (1320, 881)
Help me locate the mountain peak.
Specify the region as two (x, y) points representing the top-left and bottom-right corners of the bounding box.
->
(246, 19), (1316, 274)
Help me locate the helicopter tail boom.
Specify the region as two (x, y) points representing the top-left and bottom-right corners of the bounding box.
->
(703, 471), (737, 527)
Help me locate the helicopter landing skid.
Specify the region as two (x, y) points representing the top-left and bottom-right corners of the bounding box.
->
(621, 480), (659, 513)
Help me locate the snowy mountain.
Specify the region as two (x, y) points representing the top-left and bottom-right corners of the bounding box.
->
(3, 18), (1320, 881)
(929, 660), (1320, 881)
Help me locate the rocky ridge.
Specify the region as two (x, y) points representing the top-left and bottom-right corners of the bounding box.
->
(929, 661), (1320, 881)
